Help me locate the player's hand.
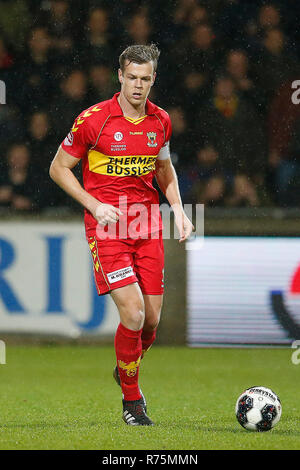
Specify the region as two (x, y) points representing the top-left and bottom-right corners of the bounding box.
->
(174, 210), (195, 243)
(93, 203), (123, 226)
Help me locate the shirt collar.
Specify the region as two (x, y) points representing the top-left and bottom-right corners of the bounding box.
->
(109, 92), (157, 117)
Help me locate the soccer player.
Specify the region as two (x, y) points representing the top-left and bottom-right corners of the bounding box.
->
(49, 44), (194, 426)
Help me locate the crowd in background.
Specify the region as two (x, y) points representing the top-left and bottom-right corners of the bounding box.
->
(1, 0), (300, 213)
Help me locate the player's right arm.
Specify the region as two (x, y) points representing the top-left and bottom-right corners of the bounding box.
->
(49, 146), (122, 225)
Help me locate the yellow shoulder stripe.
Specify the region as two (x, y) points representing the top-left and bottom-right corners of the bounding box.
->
(72, 106), (102, 132)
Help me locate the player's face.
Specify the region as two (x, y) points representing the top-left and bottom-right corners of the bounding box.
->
(118, 60), (156, 106)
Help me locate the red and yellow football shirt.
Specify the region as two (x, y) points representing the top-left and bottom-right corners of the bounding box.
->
(61, 92), (172, 238)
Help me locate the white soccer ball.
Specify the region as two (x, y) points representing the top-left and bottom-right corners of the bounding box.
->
(235, 386), (282, 432)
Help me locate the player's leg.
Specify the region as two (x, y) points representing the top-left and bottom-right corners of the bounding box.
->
(110, 282), (154, 425)
(112, 294), (160, 412)
(142, 294), (163, 358)
(111, 282), (145, 331)
(87, 235), (153, 424)
(111, 282), (149, 412)
(133, 233), (165, 359)
(110, 282), (144, 402)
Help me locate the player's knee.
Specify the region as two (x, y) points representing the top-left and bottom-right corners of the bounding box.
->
(120, 301), (145, 331)
(144, 301), (162, 331)
(131, 308), (145, 330)
(144, 316), (160, 331)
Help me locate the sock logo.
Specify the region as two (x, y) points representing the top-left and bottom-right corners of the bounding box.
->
(118, 356), (141, 377)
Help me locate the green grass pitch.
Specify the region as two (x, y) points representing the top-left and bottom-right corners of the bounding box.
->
(0, 345), (299, 450)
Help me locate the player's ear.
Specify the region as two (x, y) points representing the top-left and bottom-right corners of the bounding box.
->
(118, 68), (124, 85)
(151, 72), (156, 86)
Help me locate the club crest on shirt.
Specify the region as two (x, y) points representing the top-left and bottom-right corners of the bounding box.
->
(147, 131), (157, 147)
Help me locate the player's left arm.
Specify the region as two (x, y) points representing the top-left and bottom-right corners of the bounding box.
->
(155, 157), (194, 242)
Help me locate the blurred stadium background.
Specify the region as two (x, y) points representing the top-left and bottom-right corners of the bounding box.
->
(1, 0), (300, 348)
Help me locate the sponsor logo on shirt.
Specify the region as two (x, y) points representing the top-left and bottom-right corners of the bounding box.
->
(111, 143), (127, 152)
(88, 151), (157, 176)
(114, 131), (123, 141)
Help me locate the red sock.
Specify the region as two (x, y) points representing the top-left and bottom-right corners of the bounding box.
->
(114, 323), (142, 401)
(141, 328), (157, 357)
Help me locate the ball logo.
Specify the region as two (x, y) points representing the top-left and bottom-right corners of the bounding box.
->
(235, 386), (281, 431)
(114, 132), (123, 142)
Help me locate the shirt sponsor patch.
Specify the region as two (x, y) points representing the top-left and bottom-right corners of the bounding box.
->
(64, 132), (74, 146)
(88, 150), (157, 176)
(107, 266), (134, 284)
(111, 144), (127, 152)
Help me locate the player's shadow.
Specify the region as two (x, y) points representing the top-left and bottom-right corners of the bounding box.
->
(2, 421), (300, 438)
(162, 422), (241, 434)
(162, 421), (300, 437)
(0, 420), (101, 429)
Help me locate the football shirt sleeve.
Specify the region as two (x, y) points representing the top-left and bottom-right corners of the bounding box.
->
(157, 141), (171, 161)
(61, 114), (90, 159)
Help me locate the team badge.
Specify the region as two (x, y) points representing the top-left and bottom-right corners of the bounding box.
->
(114, 131), (123, 141)
(118, 356), (141, 377)
(147, 132), (157, 147)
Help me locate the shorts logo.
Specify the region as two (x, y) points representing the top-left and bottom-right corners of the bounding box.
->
(107, 266), (134, 284)
(114, 131), (123, 142)
(147, 132), (157, 147)
(118, 356), (141, 377)
(64, 131), (74, 146)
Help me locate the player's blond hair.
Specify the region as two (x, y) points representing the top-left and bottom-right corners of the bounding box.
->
(119, 44), (160, 72)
